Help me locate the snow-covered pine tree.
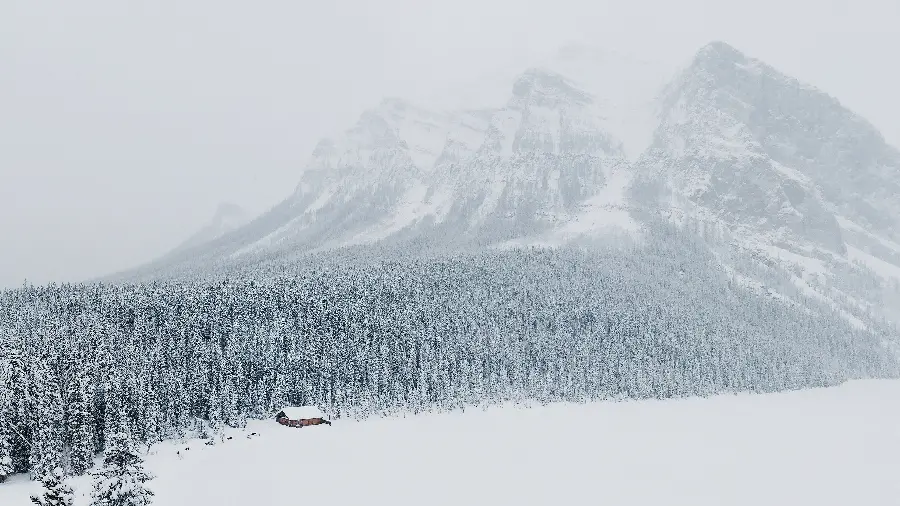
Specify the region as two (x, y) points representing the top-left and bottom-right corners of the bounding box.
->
(221, 372), (243, 428)
(0, 425), (13, 482)
(0, 375), (16, 482)
(30, 467), (75, 506)
(89, 432), (154, 506)
(101, 382), (126, 447)
(30, 355), (65, 479)
(142, 386), (161, 447)
(67, 372), (95, 475)
(0, 447), (12, 482)
(2, 344), (33, 475)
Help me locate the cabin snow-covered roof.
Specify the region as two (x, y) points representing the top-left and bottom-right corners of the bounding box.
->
(278, 406), (325, 420)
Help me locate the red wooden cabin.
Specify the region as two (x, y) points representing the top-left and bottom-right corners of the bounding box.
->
(275, 406), (331, 428)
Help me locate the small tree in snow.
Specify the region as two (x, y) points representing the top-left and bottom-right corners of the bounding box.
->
(0, 375), (15, 482)
(89, 432), (154, 506)
(0, 422), (14, 482)
(30, 467), (75, 506)
(0, 450), (13, 483)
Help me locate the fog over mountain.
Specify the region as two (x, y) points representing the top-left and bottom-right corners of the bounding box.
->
(166, 203), (251, 256)
(3, 0), (900, 289)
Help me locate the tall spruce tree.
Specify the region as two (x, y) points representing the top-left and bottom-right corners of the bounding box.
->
(0, 377), (16, 482)
(67, 372), (95, 475)
(89, 432), (154, 506)
(3, 345), (33, 474)
(30, 356), (64, 479)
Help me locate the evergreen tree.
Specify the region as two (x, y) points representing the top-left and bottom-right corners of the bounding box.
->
(0, 431), (13, 482)
(30, 467), (75, 506)
(0, 380), (16, 482)
(30, 356), (64, 479)
(3, 345), (33, 474)
(67, 373), (95, 475)
(90, 432), (154, 506)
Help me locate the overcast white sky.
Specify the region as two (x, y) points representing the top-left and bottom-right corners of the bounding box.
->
(2, 0), (899, 288)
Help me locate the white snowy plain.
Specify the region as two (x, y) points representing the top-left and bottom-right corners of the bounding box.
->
(3, 379), (899, 505)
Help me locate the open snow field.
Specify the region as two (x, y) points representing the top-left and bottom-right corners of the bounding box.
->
(3, 380), (899, 505)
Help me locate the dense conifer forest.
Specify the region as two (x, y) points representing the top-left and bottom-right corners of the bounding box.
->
(1, 229), (898, 480)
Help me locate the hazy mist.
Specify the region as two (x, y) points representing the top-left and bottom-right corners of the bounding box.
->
(2, 0), (899, 288)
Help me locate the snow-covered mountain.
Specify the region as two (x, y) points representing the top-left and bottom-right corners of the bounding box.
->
(632, 41), (900, 327)
(640, 42), (900, 247)
(118, 41), (900, 328)
(123, 45), (664, 273)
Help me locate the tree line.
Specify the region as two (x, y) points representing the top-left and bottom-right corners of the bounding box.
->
(1, 235), (897, 481)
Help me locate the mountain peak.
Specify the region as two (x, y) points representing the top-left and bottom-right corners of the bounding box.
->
(695, 41), (746, 62)
(652, 39), (900, 255)
(684, 41), (801, 90)
(666, 40), (777, 102)
(511, 68), (591, 108)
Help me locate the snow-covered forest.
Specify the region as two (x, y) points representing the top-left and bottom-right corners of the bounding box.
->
(2, 226), (898, 481)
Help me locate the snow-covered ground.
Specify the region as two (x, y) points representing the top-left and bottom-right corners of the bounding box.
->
(3, 380), (899, 505)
